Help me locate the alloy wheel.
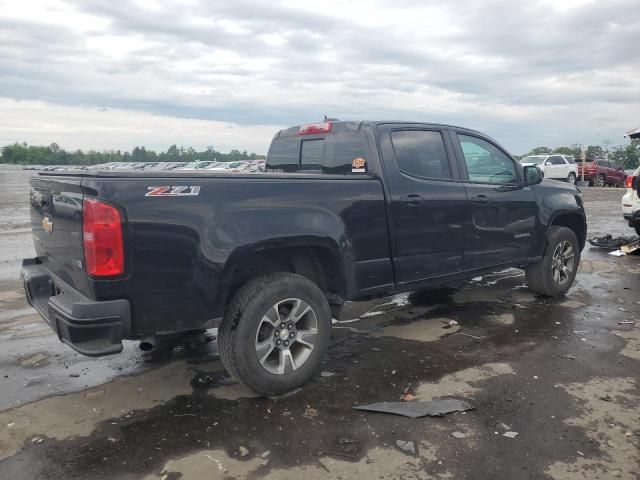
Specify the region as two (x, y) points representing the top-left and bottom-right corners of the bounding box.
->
(254, 298), (318, 375)
(551, 241), (575, 286)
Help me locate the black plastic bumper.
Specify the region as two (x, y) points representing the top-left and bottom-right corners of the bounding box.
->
(21, 258), (131, 356)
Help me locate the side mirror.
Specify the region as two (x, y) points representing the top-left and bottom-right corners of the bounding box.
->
(524, 165), (543, 186)
(545, 161), (552, 166)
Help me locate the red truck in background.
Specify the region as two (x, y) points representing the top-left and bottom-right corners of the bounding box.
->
(577, 158), (626, 187)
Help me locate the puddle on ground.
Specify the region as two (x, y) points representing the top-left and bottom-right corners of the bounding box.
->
(0, 359), (199, 461)
(372, 317), (460, 342)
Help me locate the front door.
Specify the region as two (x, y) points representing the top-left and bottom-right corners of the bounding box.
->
(450, 131), (538, 270)
(377, 124), (468, 284)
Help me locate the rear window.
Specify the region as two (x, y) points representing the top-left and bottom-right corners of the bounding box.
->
(566, 156), (576, 164)
(267, 133), (368, 174)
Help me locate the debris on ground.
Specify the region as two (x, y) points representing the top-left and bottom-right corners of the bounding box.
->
(354, 398), (474, 418)
(589, 234), (640, 255)
(557, 354), (577, 360)
(589, 234), (639, 250)
(399, 383), (416, 402)
(600, 394), (613, 402)
(303, 407), (319, 419)
(503, 431), (519, 439)
(238, 446), (250, 457)
(495, 422), (511, 432)
(395, 440), (416, 455)
(320, 371), (337, 377)
(618, 321), (635, 325)
(451, 431), (467, 439)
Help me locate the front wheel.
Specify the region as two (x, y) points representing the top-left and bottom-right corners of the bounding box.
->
(525, 226), (580, 297)
(635, 224), (640, 236)
(596, 174), (606, 187)
(218, 272), (331, 395)
(567, 172), (576, 185)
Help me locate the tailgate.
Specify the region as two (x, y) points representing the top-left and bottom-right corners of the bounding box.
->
(29, 174), (91, 296)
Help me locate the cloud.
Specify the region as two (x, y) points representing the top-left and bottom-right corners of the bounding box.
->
(0, 0), (638, 153)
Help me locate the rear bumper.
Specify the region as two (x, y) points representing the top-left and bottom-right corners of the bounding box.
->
(21, 258), (131, 356)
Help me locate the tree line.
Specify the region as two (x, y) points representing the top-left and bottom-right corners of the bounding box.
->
(0, 143), (265, 166)
(2, 140), (639, 169)
(521, 141), (640, 169)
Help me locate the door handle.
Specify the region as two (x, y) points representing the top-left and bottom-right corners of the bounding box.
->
(400, 194), (424, 205)
(471, 194), (489, 204)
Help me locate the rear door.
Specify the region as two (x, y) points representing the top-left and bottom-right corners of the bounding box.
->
(449, 130), (538, 269)
(30, 175), (90, 295)
(377, 124), (468, 284)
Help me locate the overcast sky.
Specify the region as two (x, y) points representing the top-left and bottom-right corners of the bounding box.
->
(1, 0), (639, 154)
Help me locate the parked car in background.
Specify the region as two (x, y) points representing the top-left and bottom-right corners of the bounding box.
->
(622, 167), (640, 235)
(178, 160), (219, 170)
(577, 158), (626, 187)
(520, 154), (578, 183)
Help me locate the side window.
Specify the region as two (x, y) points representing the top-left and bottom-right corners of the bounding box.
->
(303, 134), (368, 174)
(457, 134), (517, 184)
(268, 133), (369, 174)
(550, 156), (565, 165)
(566, 156), (576, 164)
(300, 139), (324, 171)
(266, 138), (300, 172)
(390, 130), (452, 180)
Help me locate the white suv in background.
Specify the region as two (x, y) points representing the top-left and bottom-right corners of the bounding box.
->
(520, 154), (578, 184)
(622, 166), (640, 235)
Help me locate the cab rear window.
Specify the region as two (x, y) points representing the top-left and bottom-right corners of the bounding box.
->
(267, 133), (368, 174)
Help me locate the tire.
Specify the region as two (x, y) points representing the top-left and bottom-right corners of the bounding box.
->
(635, 224), (640, 236)
(567, 172), (576, 185)
(525, 226), (580, 297)
(218, 272), (331, 395)
(596, 174), (606, 187)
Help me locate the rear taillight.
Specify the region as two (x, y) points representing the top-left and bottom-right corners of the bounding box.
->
(82, 198), (124, 277)
(626, 175), (635, 189)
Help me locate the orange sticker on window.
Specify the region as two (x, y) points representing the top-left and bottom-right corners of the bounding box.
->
(352, 157), (366, 173)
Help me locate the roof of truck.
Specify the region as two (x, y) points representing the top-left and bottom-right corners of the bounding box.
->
(274, 120), (486, 139)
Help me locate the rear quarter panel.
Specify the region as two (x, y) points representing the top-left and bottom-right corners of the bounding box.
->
(82, 174), (391, 336)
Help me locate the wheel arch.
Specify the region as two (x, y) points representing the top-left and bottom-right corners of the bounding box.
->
(219, 237), (348, 313)
(550, 212), (587, 251)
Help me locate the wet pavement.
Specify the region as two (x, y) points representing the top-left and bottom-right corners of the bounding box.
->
(0, 167), (638, 479)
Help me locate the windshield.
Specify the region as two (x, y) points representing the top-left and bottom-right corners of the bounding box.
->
(520, 156), (546, 165)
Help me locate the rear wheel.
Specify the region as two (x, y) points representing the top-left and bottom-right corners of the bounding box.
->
(525, 226), (580, 297)
(635, 224), (640, 236)
(218, 272), (331, 395)
(567, 172), (576, 185)
(596, 174), (606, 187)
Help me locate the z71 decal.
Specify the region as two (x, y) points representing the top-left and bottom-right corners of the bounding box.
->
(145, 186), (201, 197)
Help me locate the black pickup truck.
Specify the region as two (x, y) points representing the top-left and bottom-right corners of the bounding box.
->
(22, 121), (587, 394)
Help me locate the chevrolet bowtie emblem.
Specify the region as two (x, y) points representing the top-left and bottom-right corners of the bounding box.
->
(42, 217), (53, 234)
